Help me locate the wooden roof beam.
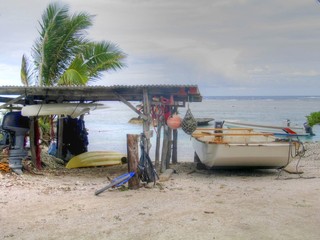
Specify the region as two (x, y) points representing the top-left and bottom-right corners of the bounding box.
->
(113, 92), (148, 120)
(0, 95), (25, 110)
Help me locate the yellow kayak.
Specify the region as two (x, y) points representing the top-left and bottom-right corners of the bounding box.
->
(66, 151), (127, 169)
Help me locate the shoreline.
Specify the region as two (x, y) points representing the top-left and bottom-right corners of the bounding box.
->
(1, 142), (320, 239)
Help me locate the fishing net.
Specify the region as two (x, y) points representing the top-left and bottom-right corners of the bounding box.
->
(181, 108), (197, 135)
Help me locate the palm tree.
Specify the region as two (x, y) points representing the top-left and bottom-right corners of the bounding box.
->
(20, 2), (127, 156)
(22, 2), (126, 86)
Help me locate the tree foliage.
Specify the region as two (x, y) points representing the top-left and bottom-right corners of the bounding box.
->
(306, 112), (320, 127)
(20, 54), (32, 86)
(24, 2), (126, 86)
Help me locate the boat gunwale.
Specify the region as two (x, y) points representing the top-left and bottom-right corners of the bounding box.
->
(223, 120), (305, 131)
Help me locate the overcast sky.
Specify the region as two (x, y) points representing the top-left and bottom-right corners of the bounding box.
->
(1, 0), (320, 96)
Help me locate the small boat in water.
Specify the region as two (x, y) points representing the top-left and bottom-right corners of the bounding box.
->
(223, 120), (313, 137)
(195, 118), (214, 126)
(191, 128), (304, 169)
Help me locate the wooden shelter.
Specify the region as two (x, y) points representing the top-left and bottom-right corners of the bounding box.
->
(0, 85), (202, 172)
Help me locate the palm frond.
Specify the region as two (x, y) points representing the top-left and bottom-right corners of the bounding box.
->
(57, 56), (89, 86)
(32, 2), (70, 86)
(32, 3), (94, 86)
(20, 54), (33, 86)
(31, 2), (126, 86)
(81, 41), (127, 80)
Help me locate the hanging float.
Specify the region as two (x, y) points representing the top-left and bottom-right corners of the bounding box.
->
(166, 114), (182, 129)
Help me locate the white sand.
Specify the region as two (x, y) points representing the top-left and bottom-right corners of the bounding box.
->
(1, 142), (320, 240)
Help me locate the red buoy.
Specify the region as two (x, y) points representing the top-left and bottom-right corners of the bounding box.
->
(167, 114), (182, 129)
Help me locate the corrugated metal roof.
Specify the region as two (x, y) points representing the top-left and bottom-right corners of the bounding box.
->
(0, 84), (199, 89)
(0, 84), (202, 104)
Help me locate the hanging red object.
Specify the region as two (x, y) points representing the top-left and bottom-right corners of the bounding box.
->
(167, 114), (182, 129)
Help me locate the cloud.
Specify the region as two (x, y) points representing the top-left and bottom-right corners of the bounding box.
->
(1, 0), (320, 95)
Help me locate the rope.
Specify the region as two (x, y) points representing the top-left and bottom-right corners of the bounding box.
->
(36, 103), (43, 117)
(277, 138), (306, 179)
(69, 102), (81, 118)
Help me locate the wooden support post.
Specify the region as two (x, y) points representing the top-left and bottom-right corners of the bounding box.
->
(34, 118), (41, 169)
(155, 120), (162, 172)
(165, 127), (172, 169)
(160, 125), (169, 173)
(29, 117), (36, 166)
(172, 105), (178, 164)
(113, 92), (148, 120)
(0, 95), (24, 110)
(127, 134), (140, 189)
(57, 117), (64, 159)
(172, 129), (178, 164)
(142, 88), (151, 153)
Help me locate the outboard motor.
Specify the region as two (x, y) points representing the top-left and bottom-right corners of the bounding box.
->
(214, 121), (224, 133)
(304, 122), (315, 136)
(2, 111), (30, 174)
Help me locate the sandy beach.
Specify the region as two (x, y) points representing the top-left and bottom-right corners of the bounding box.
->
(1, 142), (320, 240)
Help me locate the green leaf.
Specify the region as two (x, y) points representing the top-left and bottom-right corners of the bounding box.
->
(21, 54), (33, 86)
(306, 112), (320, 127)
(58, 56), (88, 85)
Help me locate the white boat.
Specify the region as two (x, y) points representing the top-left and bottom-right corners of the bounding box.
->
(21, 103), (107, 118)
(223, 120), (313, 137)
(191, 128), (303, 169)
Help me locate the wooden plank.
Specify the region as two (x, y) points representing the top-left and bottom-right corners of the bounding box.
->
(57, 117), (64, 159)
(142, 88), (151, 153)
(155, 120), (162, 172)
(160, 125), (169, 173)
(113, 91), (148, 120)
(172, 106), (178, 164)
(29, 117), (37, 166)
(165, 127), (172, 168)
(172, 129), (178, 164)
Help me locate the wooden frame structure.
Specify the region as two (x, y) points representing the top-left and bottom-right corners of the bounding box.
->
(0, 85), (202, 172)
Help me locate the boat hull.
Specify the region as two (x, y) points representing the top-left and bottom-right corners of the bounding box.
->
(191, 128), (297, 169)
(192, 138), (292, 168)
(66, 151), (126, 169)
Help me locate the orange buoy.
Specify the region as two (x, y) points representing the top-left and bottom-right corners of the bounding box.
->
(167, 114), (182, 129)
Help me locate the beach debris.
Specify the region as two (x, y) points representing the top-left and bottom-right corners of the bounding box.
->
(95, 172), (135, 195)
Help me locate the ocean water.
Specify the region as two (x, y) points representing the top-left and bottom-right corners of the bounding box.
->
(84, 96), (320, 162)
